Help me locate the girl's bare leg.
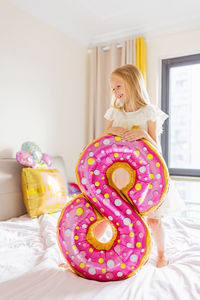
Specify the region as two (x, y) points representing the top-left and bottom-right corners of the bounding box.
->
(147, 217), (169, 268)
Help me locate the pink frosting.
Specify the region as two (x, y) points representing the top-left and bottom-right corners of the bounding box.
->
(58, 136), (168, 281)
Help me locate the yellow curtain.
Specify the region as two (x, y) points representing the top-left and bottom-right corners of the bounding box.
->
(136, 37), (147, 87)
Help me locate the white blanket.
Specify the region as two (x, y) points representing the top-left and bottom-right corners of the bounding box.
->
(0, 212), (200, 300)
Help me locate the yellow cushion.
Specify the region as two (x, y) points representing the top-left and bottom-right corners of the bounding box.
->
(22, 168), (67, 218)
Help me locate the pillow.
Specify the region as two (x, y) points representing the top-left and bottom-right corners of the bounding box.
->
(21, 168), (67, 218)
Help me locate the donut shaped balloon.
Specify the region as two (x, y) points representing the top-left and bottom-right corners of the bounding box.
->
(16, 150), (36, 167)
(58, 135), (169, 281)
(42, 153), (52, 167)
(21, 141), (42, 162)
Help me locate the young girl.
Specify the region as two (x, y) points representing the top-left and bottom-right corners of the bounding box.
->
(96, 64), (184, 268)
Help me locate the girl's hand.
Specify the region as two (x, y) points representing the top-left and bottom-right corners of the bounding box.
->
(105, 127), (128, 138)
(123, 128), (146, 141)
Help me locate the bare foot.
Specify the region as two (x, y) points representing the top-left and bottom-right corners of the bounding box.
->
(59, 263), (69, 269)
(157, 256), (169, 268)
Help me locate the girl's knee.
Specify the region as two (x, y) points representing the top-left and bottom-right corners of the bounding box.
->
(94, 220), (108, 239)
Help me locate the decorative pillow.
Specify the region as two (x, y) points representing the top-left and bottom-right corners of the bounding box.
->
(21, 168), (67, 218)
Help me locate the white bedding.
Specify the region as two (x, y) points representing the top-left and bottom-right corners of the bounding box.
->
(0, 212), (200, 300)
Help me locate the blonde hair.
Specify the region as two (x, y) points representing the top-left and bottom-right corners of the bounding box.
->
(110, 64), (150, 110)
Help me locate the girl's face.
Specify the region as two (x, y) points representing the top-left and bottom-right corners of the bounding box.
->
(110, 76), (130, 105)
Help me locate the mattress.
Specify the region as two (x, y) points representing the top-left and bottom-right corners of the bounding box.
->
(0, 212), (199, 300)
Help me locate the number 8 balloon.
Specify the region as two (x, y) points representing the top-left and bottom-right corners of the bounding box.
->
(58, 135), (169, 281)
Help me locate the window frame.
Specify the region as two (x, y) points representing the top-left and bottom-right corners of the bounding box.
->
(161, 53), (200, 177)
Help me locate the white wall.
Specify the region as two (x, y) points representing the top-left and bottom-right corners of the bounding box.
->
(147, 29), (200, 106)
(1, 0), (199, 182)
(0, 1), (88, 181)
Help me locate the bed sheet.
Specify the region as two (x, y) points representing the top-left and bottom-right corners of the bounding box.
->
(0, 211), (200, 300)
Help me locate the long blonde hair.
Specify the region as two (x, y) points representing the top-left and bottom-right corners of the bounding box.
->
(110, 64), (150, 110)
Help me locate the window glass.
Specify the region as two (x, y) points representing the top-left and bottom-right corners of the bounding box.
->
(169, 64), (200, 169)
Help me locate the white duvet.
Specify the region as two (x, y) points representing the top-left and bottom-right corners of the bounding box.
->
(0, 212), (200, 300)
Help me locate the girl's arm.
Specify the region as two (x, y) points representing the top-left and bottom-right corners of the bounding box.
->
(123, 120), (159, 149)
(145, 120), (159, 148)
(104, 120), (128, 137)
(104, 120), (113, 134)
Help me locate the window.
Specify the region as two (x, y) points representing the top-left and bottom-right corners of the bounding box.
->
(161, 54), (200, 218)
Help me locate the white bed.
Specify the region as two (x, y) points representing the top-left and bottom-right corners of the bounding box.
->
(0, 158), (200, 300)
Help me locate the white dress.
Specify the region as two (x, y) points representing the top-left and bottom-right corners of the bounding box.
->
(104, 104), (185, 219)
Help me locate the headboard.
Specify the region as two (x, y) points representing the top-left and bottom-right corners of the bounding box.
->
(0, 157), (68, 221)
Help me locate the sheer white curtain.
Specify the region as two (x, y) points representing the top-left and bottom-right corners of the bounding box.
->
(88, 39), (136, 142)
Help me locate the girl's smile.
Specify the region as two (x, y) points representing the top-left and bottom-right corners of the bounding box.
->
(110, 76), (129, 104)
